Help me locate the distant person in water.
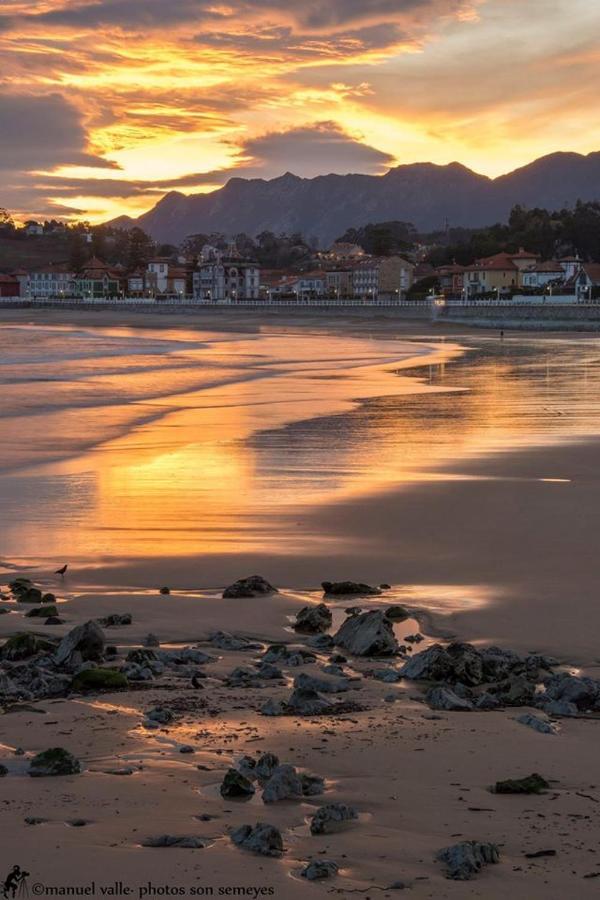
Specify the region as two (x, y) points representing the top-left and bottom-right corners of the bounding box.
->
(500, 330), (505, 340)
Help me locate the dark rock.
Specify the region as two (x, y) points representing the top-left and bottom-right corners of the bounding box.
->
(1, 633), (55, 661)
(210, 631), (263, 652)
(294, 603), (332, 634)
(0, 765), (7, 777)
(25, 605), (58, 618)
(260, 699), (286, 717)
(494, 773), (549, 794)
(310, 803), (358, 835)
(255, 753), (280, 781)
(372, 668), (402, 683)
(159, 587), (171, 595)
(142, 835), (205, 848)
(426, 686), (473, 711)
(16, 587), (44, 604)
(70, 668), (128, 692)
(220, 768), (255, 799)
(436, 841), (500, 880)
(262, 764), (303, 803)
(55, 621), (105, 668)
(322, 581), (381, 597)
(254, 662), (283, 680)
(223, 576), (278, 599)
(230, 822), (284, 857)
(334, 610), (398, 657)
(517, 713), (558, 735)
(385, 605), (409, 621)
(293, 672), (351, 694)
(539, 699), (578, 717)
(301, 860), (339, 880)
(45, 617), (63, 626)
(145, 706), (174, 725)
(262, 644), (316, 667)
(307, 634), (334, 650)
(494, 674), (536, 706)
(299, 773), (325, 796)
(97, 613), (132, 627)
(286, 687), (335, 716)
(542, 673), (600, 711)
(29, 748), (81, 777)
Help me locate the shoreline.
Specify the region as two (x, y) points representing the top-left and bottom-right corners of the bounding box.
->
(2, 315), (600, 897)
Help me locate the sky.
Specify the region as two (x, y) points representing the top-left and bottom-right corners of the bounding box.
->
(1, 0), (600, 223)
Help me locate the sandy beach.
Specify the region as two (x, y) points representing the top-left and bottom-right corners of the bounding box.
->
(2, 309), (600, 898)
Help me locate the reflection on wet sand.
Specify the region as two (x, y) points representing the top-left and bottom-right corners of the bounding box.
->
(2, 326), (600, 566)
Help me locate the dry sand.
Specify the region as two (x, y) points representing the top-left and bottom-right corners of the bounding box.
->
(1, 309), (600, 898)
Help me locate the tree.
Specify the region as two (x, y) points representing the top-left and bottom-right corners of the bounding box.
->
(68, 232), (88, 272)
(127, 227), (154, 270)
(0, 208), (14, 232)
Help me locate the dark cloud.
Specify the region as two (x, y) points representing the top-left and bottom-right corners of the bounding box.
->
(0, 92), (116, 171)
(16, 0), (468, 36)
(225, 121), (395, 178)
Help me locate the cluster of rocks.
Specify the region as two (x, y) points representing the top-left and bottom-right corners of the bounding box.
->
(397, 641), (573, 714)
(221, 751), (325, 804)
(436, 841), (500, 880)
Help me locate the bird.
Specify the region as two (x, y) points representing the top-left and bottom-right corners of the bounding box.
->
(54, 564), (68, 576)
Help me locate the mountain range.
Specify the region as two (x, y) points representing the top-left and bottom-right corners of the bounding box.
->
(109, 151), (600, 246)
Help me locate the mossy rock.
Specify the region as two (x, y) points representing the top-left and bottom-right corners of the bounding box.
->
(29, 748), (81, 777)
(42, 593), (56, 604)
(0, 607), (9, 615)
(1, 633), (55, 661)
(494, 773), (549, 794)
(71, 668), (128, 693)
(25, 605), (58, 619)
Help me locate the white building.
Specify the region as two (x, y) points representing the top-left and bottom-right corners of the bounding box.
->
(27, 265), (74, 298)
(521, 260), (565, 289)
(146, 258), (171, 294)
(193, 256), (260, 302)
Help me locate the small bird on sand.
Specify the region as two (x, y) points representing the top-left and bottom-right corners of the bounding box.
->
(54, 564), (68, 576)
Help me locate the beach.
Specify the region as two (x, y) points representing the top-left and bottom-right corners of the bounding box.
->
(2, 309), (600, 898)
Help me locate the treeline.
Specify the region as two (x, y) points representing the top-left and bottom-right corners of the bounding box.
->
(335, 221), (417, 256)
(181, 231), (314, 269)
(424, 203), (600, 266)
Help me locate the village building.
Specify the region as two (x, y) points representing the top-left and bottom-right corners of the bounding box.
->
(72, 257), (122, 298)
(521, 260), (565, 289)
(567, 263), (600, 299)
(0, 274), (19, 297)
(27, 264), (75, 298)
(352, 256), (415, 300)
(193, 255), (260, 301)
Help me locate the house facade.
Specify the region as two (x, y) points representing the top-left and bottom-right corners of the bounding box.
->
(193, 256), (260, 301)
(521, 260), (565, 289)
(72, 258), (122, 298)
(0, 274), (19, 297)
(352, 256), (415, 300)
(27, 265), (75, 298)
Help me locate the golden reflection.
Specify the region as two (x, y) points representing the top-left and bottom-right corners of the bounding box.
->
(2, 328), (600, 564)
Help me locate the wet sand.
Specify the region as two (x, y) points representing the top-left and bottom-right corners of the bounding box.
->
(2, 309), (600, 897)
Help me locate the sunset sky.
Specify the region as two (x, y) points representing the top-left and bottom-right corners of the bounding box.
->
(2, 0), (600, 223)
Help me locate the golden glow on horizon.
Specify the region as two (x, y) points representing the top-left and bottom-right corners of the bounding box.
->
(2, 0), (600, 221)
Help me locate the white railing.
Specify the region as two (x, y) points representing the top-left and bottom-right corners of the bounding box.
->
(0, 296), (435, 308)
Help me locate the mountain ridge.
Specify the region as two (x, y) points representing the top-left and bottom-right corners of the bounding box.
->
(107, 151), (600, 245)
